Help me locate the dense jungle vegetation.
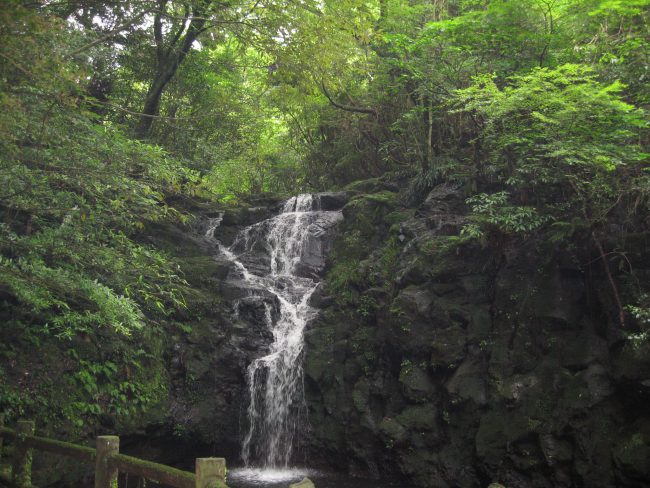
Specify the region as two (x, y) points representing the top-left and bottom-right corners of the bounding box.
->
(0, 0), (648, 449)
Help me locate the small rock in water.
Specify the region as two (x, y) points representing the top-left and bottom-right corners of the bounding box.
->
(289, 477), (315, 488)
(487, 483), (506, 488)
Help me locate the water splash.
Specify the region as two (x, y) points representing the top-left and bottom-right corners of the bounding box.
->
(207, 194), (341, 468)
(228, 467), (315, 486)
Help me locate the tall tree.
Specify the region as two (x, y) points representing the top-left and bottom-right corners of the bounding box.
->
(134, 0), (211, 139)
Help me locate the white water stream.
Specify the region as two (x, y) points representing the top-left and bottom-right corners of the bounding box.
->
(205, 195), (342, 474)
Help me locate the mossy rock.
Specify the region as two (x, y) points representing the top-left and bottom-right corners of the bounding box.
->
(385, 208), (417, 226)
(396, 404), (438, 431)
(539, 433), (573, 465)
(179, 256), (228, 283)
(396, 450), (447, 488)
(305, 325), (337, 351)
(342, 191), (400, 238)
(475, 410), (531, 467)
(393, 286), (434, 319)
(379, 416), (407, 443)
(344, 177), (395, 193)
(445, 356), (487, 405)
(220, 206), (272, 226)
(612, 338), (650, 383)
(184, 348), (213, 378)
(399, 365), (434, 402)
(352, 378), (370, 413)
(430, 324), (467, 368)
(394, 256), (431, 287)
(557, 364), (614, 412)
(304, 351), (335, 384)
(612, 419), (650, 480)
(495, 373), (541, 403)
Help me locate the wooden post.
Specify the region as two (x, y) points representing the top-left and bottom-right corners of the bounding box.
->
(195, 458), (226, 488)
(95, 436), (119, 488)
(12, 420), (35, 488)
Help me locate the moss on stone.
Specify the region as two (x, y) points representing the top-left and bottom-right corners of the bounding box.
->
(385, 209), (416, 226)
(352, 379), (370, 413)
(343, 178), (389, 193)
(475, 410), (531, 467)
(399, 365), (434, 403)
(378, 417), (406, 443)
(396, 404), (438, 431)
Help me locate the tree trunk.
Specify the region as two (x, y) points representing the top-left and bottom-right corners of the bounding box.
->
(134, 63), (179, 140)
(134, 4), (207, 140)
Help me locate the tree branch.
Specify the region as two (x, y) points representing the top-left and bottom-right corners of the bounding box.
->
(320, 81), (377, 116)
(66, 8), (153, 58)
(168, 4), (191, 49)
(154, 0), (167, 65)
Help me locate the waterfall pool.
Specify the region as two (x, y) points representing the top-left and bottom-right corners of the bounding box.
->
(227, 468), (412, 488)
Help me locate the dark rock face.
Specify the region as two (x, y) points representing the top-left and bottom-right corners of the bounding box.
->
(295, 212), (344, 278)
(110, 187), (649, 487)
(303, 185), (650, 488)
(316, 192), (355, 211)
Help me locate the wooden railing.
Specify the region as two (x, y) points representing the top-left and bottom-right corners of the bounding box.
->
(0, 415), (228, 488)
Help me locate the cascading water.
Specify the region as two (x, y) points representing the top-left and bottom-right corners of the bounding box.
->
(205, 195), (342, 474)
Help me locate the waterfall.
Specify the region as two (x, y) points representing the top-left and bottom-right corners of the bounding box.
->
(204, 212), (224, 239)
(207, 195), (342, 469)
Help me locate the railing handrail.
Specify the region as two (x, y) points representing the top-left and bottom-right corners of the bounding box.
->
(0, 419), (227, 488)
(109, 452), (196, 488)
(1, 427), (96, 463)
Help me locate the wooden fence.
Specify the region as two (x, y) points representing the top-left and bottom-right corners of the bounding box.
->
(0, 415), (228, 488)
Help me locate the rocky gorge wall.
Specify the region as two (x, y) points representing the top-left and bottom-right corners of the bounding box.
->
(10, 185), (649, 488)
(303, 181), (650, 488)
(138, 184), (650, 487)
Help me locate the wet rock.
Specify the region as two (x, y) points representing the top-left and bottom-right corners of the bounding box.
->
(295, 212), (343, 278)
(341, 192), (400, 242)
(417, 183), (468, 235)
(308, 283), (334, 308)
(316, 192), (354, 211)
(540, 434), (573, 465)
(396, 404), (437, 432)
(445, 356), (487, 406)
(379, 417), (407, 445)
(430, 324), (466, 369)
(221, 206), (272, 226)
(399, 365), (434, 403)
(475, 410), (531, 468)
(613, 419), (650, 482)
(290, 478), (315, 488)
(555, 328), (609, 369)
(395, 286), (434, 318)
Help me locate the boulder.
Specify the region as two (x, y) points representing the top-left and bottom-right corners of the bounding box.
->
(221, 206), (272, 226)
(613, 421), (650, 482)
(315, 191), (354, 211)
(399, 365), (435, 402)
(289, 478), (315, 488)
(445, 356), (487, 406)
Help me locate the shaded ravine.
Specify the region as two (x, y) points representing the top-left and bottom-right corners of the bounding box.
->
(205, 194), (343, 475)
